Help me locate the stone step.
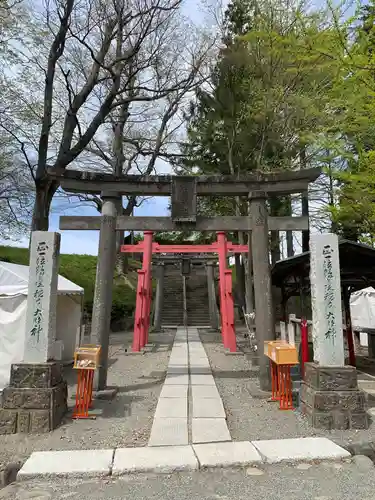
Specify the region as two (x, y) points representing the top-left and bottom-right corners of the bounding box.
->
(187, 313), (209, 317)
(187, 315), (210, 318)
(187, 307), (209, 310)
(188, 319), (210, 322)
(187, 310), (209, 313)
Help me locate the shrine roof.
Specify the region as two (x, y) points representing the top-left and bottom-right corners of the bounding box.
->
(272, 239), (375, 292)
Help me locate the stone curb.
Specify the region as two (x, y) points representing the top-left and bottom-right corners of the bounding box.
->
(16, 438), (350, 480)
(0, 463), (21, 488)
(341, 439), (375, 462)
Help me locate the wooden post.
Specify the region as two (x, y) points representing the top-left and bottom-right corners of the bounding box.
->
(206, 262), (219, 330)
(153, 263), (165, 332)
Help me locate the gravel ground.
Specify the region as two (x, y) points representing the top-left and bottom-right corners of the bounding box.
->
(200, 329), (375, 448)
(2, 459), (375, 500)
(0, 329), (175, 474)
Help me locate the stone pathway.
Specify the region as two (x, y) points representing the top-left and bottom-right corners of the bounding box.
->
(13, 327), (354, 479)
(148, 327), (231, 446)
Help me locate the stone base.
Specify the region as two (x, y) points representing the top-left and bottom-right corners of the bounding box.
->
(142, 344), (155, 353)
(124, 350), (145, 356)
(300, 363), (369, 430)
(244, 353), (259, 367)
(92, 387), (118, 400)
(0, 363), (67, 435)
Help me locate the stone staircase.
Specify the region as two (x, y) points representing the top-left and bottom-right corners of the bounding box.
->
(186, 264), (210, 327)
(161, 264), (184, 326)
(160, 263), (211, 327)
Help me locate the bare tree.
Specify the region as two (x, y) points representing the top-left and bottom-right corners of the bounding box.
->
(0, 0), (212, 232)
(0, 127), (33, 238)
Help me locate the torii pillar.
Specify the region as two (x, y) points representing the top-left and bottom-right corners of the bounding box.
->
(91, 192), (119, 394)
(250, 192), (275, 392)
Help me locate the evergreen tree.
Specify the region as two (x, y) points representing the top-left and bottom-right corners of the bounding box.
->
(328, 0), (375, 242)
(181, 0), (341, 236)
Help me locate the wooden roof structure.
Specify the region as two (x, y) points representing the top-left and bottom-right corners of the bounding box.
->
(272, 240), (375, 299)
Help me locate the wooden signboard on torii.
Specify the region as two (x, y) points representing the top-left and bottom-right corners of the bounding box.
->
(52, 167), (321, 392)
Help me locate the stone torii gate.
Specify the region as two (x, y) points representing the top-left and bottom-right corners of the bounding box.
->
(53, 168), (321, 391)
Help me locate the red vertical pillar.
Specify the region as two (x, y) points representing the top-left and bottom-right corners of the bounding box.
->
(142, 231), (153, 347)
(217, 232), (228, 348)
(343, 287), (356, 367)
(347, 324), (356, 367)
(225, 269), (237, 352)
(301, 319), (309, 378)
(132, 270), (145, 352)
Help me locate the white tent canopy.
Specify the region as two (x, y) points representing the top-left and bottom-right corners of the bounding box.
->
(350, 287), (375, 348)
(350, 287), (375, 331)
(0, 261), (83, 296)
(0, 261), (84, 391)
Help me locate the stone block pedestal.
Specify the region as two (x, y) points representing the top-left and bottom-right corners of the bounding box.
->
(301, 362), (368, 430)
(0, 363), (67, 434)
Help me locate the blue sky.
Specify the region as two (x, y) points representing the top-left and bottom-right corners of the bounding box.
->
(49, 196), (171, 255)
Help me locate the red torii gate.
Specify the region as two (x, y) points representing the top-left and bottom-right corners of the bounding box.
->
(121, 231), (249, 353)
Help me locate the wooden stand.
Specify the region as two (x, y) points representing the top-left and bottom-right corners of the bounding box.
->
(266, 342), (298, 411)
(72, 346), (101, 420)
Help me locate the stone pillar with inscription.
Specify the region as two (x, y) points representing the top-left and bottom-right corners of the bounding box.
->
(301, 233), (368, 430)
(0, 232), (67, 435)
(24, 232), (60, 363)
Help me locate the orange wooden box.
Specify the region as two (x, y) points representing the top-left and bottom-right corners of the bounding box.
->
(73, 345), (101, 370)
(264, 340), (287, 357)
(268, 343), (299, 365)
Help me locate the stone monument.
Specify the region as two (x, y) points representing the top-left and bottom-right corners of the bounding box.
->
(0, 232), (67, 434)
(301, 233), (368, 429)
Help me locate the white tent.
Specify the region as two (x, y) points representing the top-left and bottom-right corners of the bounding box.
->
(350, 287), (375, 347)
(0, 261), (84, 390)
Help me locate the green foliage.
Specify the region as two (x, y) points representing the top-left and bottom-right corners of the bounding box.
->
(321, 0), (375, 240)
(153, 232), (215, 244)
(0, 246), (138, 323)
(329, 151), (375, 240)
(181, 0), (343, 225)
